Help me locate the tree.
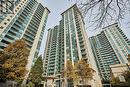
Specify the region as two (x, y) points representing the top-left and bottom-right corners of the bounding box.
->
(62, 60), (75, 80)
(62, 60), (77, 86)
(74, 59), (94, 85)
(0, 51), (11, 82)
(62, 59), (94, 86)
(73, 0), (130, 29)
(111, 75), (120, 85)
(110, 71), (130, 86)
(123, 70), (130, 86)
(0, 39), (29, 83)
(28, 56), (43, 85)
(26, 81), (35, 87)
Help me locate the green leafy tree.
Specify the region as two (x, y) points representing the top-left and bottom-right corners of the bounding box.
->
(0, 39), (29, 83)
(26, 81), (35, 87)
(28, 56), (43, 85)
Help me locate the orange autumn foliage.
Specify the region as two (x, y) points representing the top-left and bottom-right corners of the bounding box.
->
(0, 39), (29, 83)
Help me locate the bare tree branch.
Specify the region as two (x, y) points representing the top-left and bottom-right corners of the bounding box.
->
(72, 0), (130, 30)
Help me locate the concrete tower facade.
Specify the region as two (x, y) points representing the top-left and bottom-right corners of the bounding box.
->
(43, 4), (101, 87)
(103, 23), (130, 64)
(89, 23), (130, 82)
(0, 0), (50, 71)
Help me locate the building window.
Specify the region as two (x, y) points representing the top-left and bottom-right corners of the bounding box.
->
(4, 22), (7, 25)
(0, 26), (4, 29)
(7, 19), (10, 21)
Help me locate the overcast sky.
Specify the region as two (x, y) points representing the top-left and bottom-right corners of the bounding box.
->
(39, 0), (130, 55)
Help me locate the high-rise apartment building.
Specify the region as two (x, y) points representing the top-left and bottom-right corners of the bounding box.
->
(0, 0), (20, 22)
(43, 4), (101, 87)
(89, 23), (130, 81)
(43, 26), (61, 76)
(103, 23), (130, 63)
(0, 0), (50, 71)
(89, 32), (120, 81)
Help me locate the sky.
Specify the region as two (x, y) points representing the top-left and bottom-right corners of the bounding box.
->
(39, 0), (130, 55)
